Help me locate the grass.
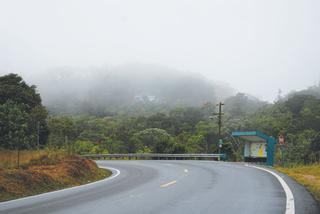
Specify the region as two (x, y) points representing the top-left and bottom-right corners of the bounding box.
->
(276, 164), (320, 202)
(0, 153), (112, 202)
(0, 149), (61, 169)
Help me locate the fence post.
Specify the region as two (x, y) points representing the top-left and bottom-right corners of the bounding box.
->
(17, 148), (20, 169)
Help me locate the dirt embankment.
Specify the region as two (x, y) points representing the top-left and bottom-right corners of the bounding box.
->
(0, 155), (111, 202)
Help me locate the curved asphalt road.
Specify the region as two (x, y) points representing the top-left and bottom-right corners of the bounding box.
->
(0, 161), (319, 214)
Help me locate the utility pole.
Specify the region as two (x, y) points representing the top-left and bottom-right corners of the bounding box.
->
(214, 102), (224, 155)
(217, 102), (224, 138)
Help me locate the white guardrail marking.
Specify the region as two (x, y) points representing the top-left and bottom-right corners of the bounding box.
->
(248, 165), (295, 214)
(0, 166), (120, 206)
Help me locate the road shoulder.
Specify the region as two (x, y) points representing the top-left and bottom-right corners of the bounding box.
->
(248, 164), (320, 214)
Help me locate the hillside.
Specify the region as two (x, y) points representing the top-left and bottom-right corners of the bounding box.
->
(29, 64), (235, 116)
(0, 155), (111, 202)
(285, 85), (320, 100)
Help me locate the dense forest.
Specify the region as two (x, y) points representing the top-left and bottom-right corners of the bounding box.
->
(1, 73), (320, 165)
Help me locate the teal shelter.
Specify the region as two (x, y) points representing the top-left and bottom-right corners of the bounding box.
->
(232, 131), (277, 166)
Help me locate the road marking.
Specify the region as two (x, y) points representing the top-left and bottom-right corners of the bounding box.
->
(160, 180), (177, 188)
(184, 169), (188, 173)
(248, 165), (295, 214)
(0, 166), (120, 206)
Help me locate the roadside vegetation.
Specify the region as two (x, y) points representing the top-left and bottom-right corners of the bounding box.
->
(0, 154), (111, 202)
(0, 149), (50, 168)
(0, 74), (111, 202)
(276, 164), (320, 201)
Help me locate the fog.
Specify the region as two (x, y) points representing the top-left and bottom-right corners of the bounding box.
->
(31, 64), (234, 115)
(1, 0), (320, 102)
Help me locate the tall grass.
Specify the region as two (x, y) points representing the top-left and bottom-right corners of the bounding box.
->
(276, 164), (320, 201)
(0, 149), (64, 168)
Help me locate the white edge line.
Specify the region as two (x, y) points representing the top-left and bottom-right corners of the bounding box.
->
(0, 166), (120, 206)
(248, 165), (295, 214)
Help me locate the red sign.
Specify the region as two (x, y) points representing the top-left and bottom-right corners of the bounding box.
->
(278, 135), (285, 145)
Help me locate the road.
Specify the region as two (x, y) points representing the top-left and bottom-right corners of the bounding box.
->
(0, 161), (319, 214)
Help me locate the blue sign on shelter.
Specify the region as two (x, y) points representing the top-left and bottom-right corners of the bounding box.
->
(232, 131), (277, 166)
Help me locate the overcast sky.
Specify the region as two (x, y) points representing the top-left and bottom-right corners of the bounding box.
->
(0, 0), (319, 101)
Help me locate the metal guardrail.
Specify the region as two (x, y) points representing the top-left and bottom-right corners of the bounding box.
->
(82, 153), (225, 160)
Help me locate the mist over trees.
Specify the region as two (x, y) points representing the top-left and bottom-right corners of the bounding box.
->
(224, 93), (268, 117)
(284, 84), (320, 100)
(31, 64), (235, 116)
(1, 73), (320, 164)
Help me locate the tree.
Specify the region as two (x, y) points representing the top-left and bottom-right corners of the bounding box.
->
(195, 121), (218, 153)
(0, 74), (42, 112)
(0, 73), (49, 149)
(0, 101), (28, 149)
(224, 93), (267, 117)
(0, 101), (29, 167)
(74, 140), (108, 154)
(47, 117), (76, 154)
(131, 128), (174, 153)
(186, 134), (206, 153)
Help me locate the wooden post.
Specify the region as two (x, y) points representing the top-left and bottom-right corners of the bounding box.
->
(17, 148), (20, 169)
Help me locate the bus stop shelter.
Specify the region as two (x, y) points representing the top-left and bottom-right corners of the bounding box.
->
(232, 131), (277, 166)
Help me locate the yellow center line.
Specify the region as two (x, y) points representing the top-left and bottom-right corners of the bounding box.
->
(160, 180), (177, 188)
